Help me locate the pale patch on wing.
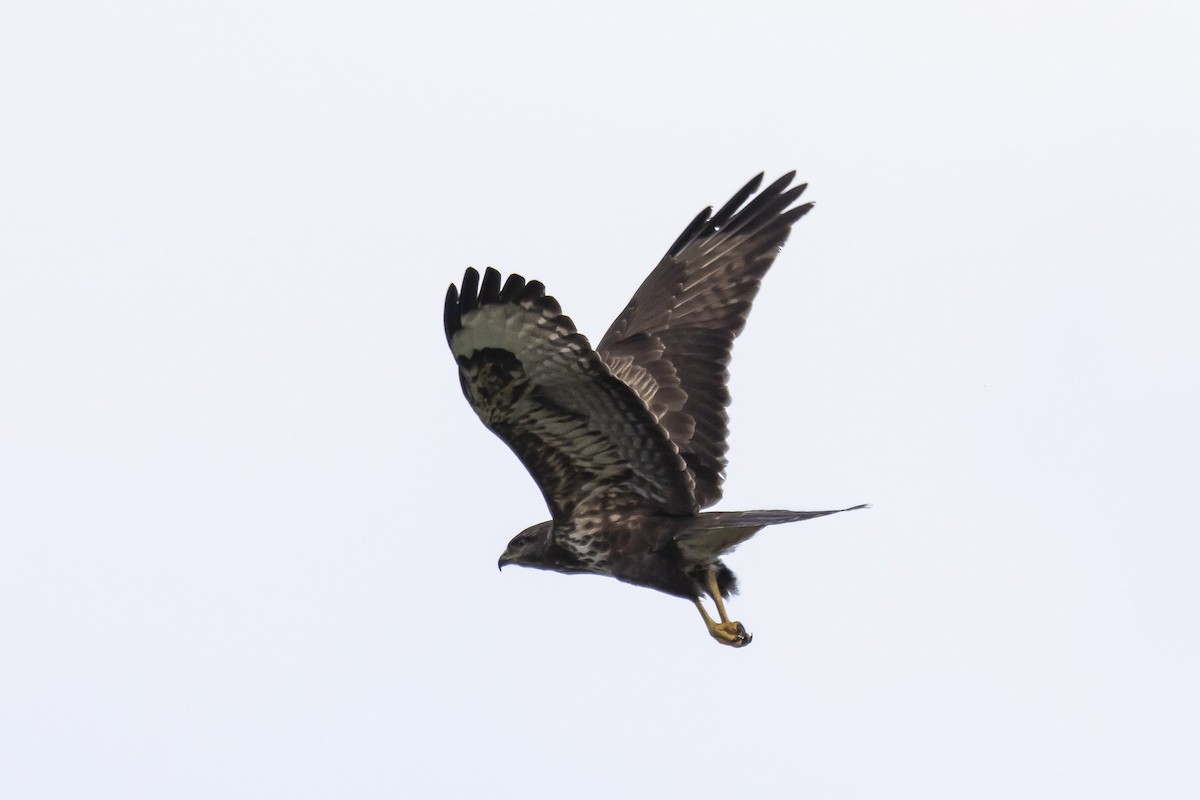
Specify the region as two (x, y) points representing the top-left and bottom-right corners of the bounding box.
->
(450, 304), (528, 360)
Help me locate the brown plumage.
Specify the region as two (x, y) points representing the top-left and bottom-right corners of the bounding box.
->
(445, 173), (865, 647)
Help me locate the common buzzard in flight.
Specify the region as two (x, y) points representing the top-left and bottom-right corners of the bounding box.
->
(444, 172), (864, 647)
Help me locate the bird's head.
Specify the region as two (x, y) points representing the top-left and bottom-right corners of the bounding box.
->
(497, 521), (554, 570)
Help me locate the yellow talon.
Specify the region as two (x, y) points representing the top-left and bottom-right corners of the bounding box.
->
(694, 568), (753, 647)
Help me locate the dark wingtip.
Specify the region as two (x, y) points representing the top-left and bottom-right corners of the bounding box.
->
(781, 202), (816, 226)
(665, 171), (811, 258)
(667, 207), (712, 257)
(446, 268), (559, 346)
(521, 280), (546, 302)
(844, 503), (870, 511)
(443, 283), (461, 343)
(709, 173), (766, 231)
(499, 273), (527, 302)
(479, 266), (502, 305)
(763, 171), (795, 196)
(459, 267), (481, 314)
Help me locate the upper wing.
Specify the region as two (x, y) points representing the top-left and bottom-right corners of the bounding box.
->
(597, 172), (813, 509)
(445, 267), (697, 522)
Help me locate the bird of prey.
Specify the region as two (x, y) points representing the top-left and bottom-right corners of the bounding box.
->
(444, 172), (864, 647)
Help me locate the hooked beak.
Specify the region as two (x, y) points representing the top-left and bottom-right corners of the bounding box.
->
(497, 554), (511, 571)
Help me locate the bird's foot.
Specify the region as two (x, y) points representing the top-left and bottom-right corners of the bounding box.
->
(708, 620), (753, 648)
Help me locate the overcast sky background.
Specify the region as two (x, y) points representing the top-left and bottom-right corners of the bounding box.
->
(2, 2), (1198, 798)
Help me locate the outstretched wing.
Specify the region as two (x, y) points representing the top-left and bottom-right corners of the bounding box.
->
(445, 267), (697, 522)
(597, 172), (813, 509)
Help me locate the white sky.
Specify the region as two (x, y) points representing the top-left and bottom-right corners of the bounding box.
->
(2, 1), (1198, 797)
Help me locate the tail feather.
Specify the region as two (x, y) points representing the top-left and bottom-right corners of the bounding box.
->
(675, 504), (867, 559)
(693, 504), (868, 530)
